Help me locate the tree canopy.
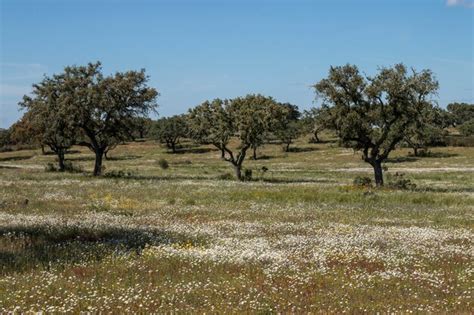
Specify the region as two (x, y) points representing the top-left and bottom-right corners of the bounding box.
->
(19, 74), (77, 170)
(314, 63), (438, 186)
(150, 115), (188, 153)
(188, 94), (288, 180)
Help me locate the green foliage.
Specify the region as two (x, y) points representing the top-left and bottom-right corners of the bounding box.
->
(0, 129), (11, 149)
(302, 107), (332, 143)
(45, 161), (82, 173)
(103, 170), (135, 178)
(387, 172), (416, 190)
(243, 169), (253, 181)
(150, 115), (187, 153)
(158, 158), (169, 169)
(44, 162), (57, 172)
(188, 94), (288, 181)
(353, 176), (372, 187)
(314, 63), (438, 186)
(447, 103), (474, 126)
(34, 62), (158, 176)
(404, 107), (447, 156)
(216, 172), (233, 180)
(459, 119), (474, 136)
(273, 103), (302, 152)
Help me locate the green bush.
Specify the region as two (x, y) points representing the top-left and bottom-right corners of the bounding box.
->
(158, 158), (169, 169)
(243, 169), (253, 181)
(217, 173), (233, 180)
(63, 161), (83, 173)
(104, 170), (135, 178)
(459, 119), (474, 137)
(387, 172), (416, 190)
(45, 163), (57, 172)
(353, 176), (372, 187)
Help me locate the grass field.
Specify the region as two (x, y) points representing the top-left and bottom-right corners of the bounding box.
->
(0, 137), (473, 313)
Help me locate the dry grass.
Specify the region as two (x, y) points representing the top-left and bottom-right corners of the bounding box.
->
(0, 137), (473, 312)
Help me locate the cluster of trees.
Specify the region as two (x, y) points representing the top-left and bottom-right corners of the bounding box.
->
(3, 61), (473, 185)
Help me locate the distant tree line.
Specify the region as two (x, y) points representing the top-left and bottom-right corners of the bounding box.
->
(1, 61), (473, 185)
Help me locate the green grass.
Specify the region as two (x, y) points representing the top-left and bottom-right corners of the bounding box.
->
(0, 137), (473, 312)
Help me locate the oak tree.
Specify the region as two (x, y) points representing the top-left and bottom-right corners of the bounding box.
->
(314, 64), (438, 186)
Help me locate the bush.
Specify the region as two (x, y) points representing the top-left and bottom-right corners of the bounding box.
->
(104, 170), (135, 178)
(353, 176), (372, 187)
(243, 169), (253, 181)
(217, 172), (233, 180)
(158, 158), (169, 169)
(63, 161), (83, 173)
(45, 161), (82, 173)
(45, 163), (57, 172)
(387, 172), (416, 190)
(459, 119), (474, 136)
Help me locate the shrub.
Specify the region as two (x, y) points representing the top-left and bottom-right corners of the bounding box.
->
(459, 119), (474, 136)
(45, 163), (57, 172)
(217, 172), (233, 180)
(63, 161), (83, 173)
(104, 170), (135, 178)
(158, 158), (169, 169)
(353, 176), (372, 187)
(243, 169), (253, 181)
(387, 172), (416, 190)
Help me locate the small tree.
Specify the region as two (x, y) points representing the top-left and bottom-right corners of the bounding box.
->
(404, 106), (446, 156)
(150, 115), (187, 153)
(187, 98), (233, 159)
(188, 94), (286, 180)
(447, 102), (474, 126)
(134, 117), (153, 139)
(61, 62), (158, 176)
(274, 103), (302, 152)
(19, 75), (77, 171)
(314, 64), (438, 186)
(302, 107), (332, 143)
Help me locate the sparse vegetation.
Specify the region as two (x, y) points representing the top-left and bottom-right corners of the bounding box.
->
(157, 158), (169, 169)
(1, 62), (473, 313)
(0, 137), (472, 313)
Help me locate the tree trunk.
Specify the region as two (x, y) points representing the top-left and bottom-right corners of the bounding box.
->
(234, 164), (242, 181)
(221, 148), (225, 159)
(57, 150), (65, 171)
(171, 142), (176, 153)
(41, 145), (46, 155)
(285, 142), (290, 152)
(253, 147), (257, 160)
(93, 149), (104, 176)
(413, 147), (418, 157)
(373, 160), (384, 187)
(313, 132), (320, 143)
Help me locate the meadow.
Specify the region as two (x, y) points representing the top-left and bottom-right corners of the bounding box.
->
(0, 137), (473, 313)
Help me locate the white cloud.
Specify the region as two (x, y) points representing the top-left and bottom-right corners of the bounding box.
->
(446, 0), (474, 8)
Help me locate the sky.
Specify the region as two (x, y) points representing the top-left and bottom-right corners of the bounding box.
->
(0, 0), (473, 128)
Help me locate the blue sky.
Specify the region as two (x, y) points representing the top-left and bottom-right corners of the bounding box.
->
(1, 0), (473, 128)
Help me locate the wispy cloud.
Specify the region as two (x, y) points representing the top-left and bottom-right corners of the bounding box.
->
(446, 0), (474, 8)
